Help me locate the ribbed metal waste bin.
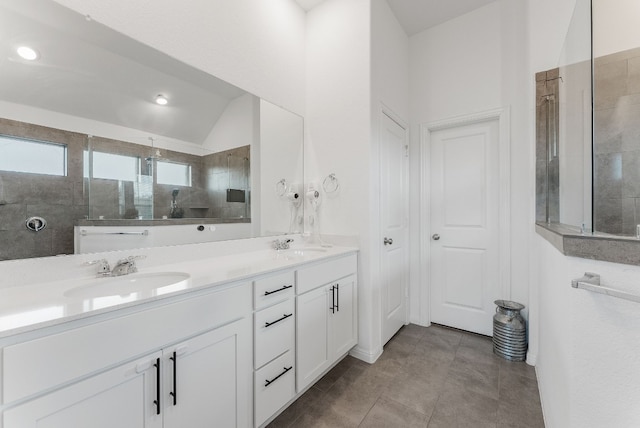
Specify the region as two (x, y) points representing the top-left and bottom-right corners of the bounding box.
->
(493, 300), (527, 361)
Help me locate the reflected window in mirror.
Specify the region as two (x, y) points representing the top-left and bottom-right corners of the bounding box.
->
(156, 160), (192, 187)
(0, 135), (67, 176)
(90, 152), (140, 182)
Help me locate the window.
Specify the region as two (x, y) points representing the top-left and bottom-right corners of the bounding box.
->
(0, 135), (67, 176)
(89, 151), (140, 181)
(157, 160), (191, 186)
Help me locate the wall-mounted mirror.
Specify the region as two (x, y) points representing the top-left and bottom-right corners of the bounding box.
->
(591, 0), (640, 237)
(535, 0), (591, 233)
(0, 0), (303, 260)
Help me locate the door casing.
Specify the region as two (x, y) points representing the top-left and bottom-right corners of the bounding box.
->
(419, 108), (511, 328)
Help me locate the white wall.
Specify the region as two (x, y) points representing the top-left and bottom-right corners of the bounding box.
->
(370, 0), (410, 354)
(53, 0), (306, 116)
(202, 93), (258, 154)
(259, 100), (304, 236)
(593, 0), (640, 57)
(536, 236), (640, 427)
(408, 1), (531, 330)
(305, 0), (374, 359)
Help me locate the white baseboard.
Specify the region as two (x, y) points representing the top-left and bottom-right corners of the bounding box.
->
(349, 345), (382, 364)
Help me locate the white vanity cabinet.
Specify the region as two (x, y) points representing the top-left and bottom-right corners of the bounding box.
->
(1, 283), (253, 428)
(252, 271), (296, 427)
(4, 351), (164, 428)
(296, 254), (357, 392)
(162, 320), (249, 428)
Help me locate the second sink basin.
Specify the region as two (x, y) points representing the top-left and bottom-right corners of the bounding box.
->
(64, 272), (191, 299)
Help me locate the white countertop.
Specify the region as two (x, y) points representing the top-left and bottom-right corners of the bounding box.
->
(0, 243), (358, 338)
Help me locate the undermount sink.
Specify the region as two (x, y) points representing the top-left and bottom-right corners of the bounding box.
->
(64, 272), (191, 299)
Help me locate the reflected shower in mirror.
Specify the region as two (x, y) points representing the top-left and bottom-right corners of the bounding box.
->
(0, 0), (303, 260)
(535, 0), (592, 233)
(592, 0), (640, 237)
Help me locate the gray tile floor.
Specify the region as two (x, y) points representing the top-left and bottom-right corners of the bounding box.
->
(268, 324), (545, 428)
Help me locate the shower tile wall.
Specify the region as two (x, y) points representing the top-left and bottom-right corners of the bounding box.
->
(535, 68), (560, 223)
(0, 118), (86, 260)
(204, 146), (250, 219)
(594, 47), (640, 235)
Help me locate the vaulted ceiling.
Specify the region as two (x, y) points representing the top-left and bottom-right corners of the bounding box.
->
(294, 0), (497, 36)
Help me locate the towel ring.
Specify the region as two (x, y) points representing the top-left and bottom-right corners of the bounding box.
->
(322, 173), (339, 193)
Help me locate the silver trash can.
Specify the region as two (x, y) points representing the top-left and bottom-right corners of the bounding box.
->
(493, 300), (527, 361)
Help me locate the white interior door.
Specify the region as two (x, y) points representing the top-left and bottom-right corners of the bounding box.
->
(380, 112), (409, 345)
(429, 119), (500, 336)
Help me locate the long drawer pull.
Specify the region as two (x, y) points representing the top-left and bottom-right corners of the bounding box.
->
(264, 313), (293, 328)
(169, 351), (177, 406)
(265, 366), (293, 387)
(153, 358), (161, 415)
(264, 285), (293, 296)
(330, 286), (335, 313)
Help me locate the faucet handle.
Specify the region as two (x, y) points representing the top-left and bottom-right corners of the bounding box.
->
(85, 259), (111, 276)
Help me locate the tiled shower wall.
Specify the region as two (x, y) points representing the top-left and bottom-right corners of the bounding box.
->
(204, 146), (250, 219)
(0, 118), (250, 260)
(0, 118), (86, 260)
(594, 47), (640, 235)
(535, 68), (561, 223)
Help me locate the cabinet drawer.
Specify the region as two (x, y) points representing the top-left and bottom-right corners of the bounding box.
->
(254, 351), (295, 427)
(2, 283), (251, 405)
(254, 299), (295, 369)
(296, 253), (357, 295)
(254, 271), (295, 310)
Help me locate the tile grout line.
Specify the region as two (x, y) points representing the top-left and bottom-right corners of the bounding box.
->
(424, 332), (463, 427)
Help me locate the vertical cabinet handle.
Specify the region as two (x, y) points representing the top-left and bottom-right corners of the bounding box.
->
(336, 283), (339, 312)
(330, 285), (335, 313)
(169, 351), (177, 406)
(153, 358), (161, 415)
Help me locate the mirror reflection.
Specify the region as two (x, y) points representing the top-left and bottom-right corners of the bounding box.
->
(0, 0), (303, 260)
(535, 0), (592, 232)
(592, 0), (640, 237)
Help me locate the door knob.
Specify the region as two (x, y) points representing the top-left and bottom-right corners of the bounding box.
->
(383, 237), (393, 245)
(432, 234), (440, 241)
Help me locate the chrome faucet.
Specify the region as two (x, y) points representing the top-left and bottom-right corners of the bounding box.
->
(85, 259), (111, 277)
(85, 255), (146, 277)
(272, 238), (294, 250)
(111, 255), (145, 276)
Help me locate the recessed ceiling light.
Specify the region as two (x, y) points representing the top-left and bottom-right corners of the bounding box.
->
(155, 95), (168, 105)
(17, 46), (39, 61)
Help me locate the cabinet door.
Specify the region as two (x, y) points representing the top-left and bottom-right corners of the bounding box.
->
(163, 317), (252, 428)
(296, 285), (330, 392)
(331, 275), (358, 358)
(3, 352), (163, 428)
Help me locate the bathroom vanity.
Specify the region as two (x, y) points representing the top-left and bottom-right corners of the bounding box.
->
(0, 238), (358, 428)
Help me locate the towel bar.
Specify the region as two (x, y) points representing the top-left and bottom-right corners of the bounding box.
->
(571, 272), (640, 303)
(80, 230), (149, 236)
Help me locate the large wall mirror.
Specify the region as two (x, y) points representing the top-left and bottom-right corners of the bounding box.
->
(591, 0), (640, 237)
(536, 0), (640, 239)
(0, 0), (304, 260)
